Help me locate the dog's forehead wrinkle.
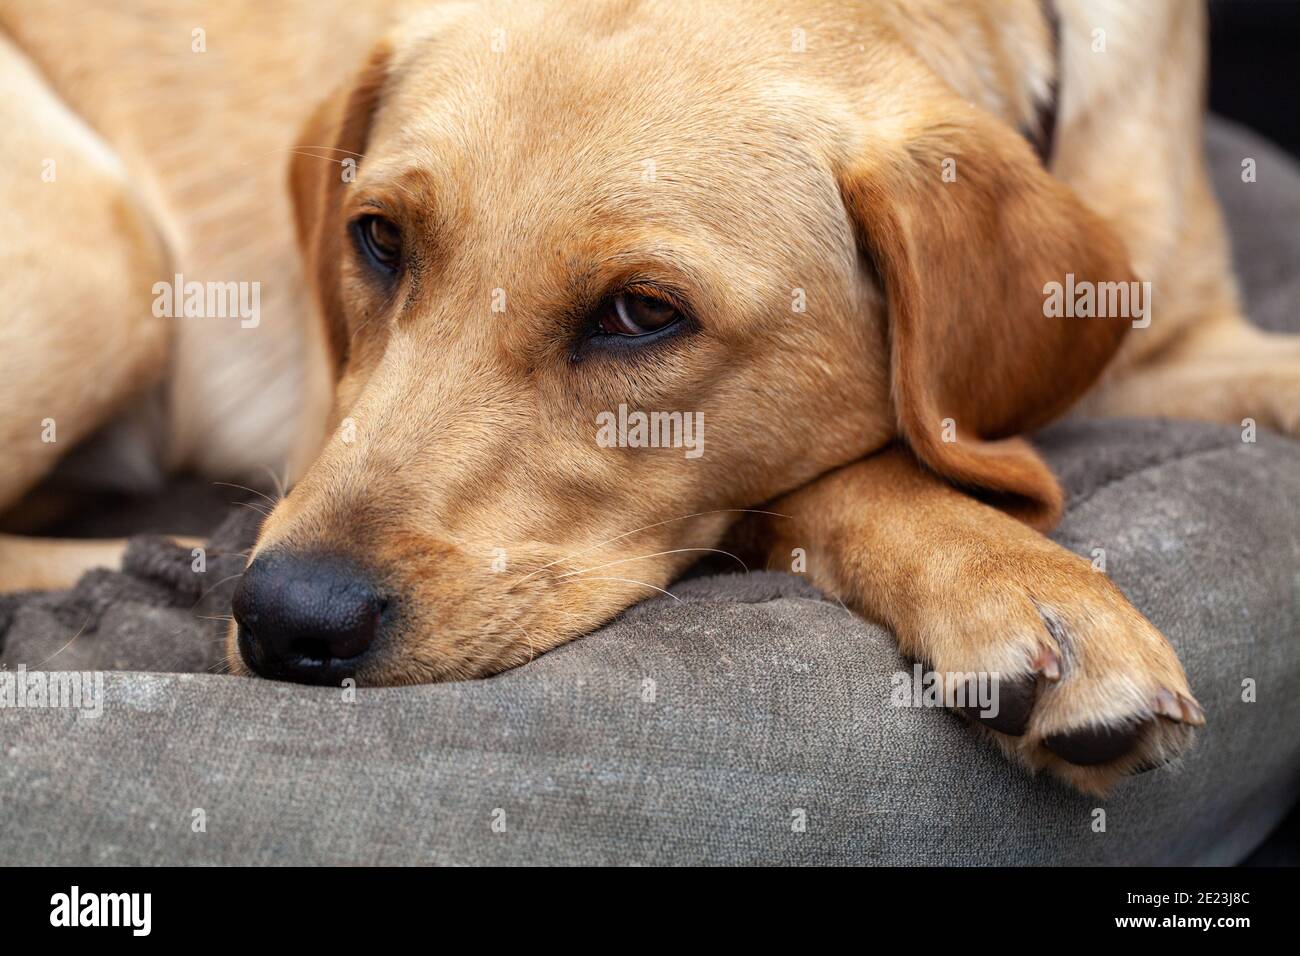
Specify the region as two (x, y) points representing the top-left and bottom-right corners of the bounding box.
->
(365, 56), (851, 301)
(384, 13), (834, 165)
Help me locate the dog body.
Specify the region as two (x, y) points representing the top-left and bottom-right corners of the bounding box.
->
(2, 0), (1296, 793)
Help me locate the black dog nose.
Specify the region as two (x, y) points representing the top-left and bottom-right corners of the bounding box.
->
(232, 551), (385, 684)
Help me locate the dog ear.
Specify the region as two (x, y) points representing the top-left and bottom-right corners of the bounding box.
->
(288, 43), (392, 372)
(840, 100), (1135, 529)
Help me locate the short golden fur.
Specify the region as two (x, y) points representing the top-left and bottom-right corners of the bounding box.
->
(2, 0), (1296, 794)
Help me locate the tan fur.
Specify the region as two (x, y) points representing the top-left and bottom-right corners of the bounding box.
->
(0, 0), (1293, 793)
(0, 29), (171, 507)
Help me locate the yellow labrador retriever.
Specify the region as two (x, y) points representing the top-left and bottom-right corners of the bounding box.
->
(1, 0), (1296, 795)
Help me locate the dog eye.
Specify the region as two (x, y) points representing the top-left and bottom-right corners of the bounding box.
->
(353, 214), (402, 274)
(596, 293), (681, 336)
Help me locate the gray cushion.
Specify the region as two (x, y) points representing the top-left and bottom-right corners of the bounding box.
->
(1, 117), (1297, 865)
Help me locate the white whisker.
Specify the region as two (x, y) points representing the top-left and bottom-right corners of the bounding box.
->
(189, 572), (247, 608)
(244, 146), (365, 170)
(235, 501), (273, 519)
(565, 576), (682, 603)
(506, 620), (539, 663)
(27, 615), (93, 668)
(556, 547), (747, 579)
(213, 481), (278, 507)
(509, 508), (785, 590)
(257, 463), (289, 501)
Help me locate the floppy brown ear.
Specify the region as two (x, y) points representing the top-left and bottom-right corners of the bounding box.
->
(288, 43), (392, 372)
(841, 101), (1135, 530)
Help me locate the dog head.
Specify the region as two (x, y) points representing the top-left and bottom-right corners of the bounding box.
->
(229, 0), (1133, 685)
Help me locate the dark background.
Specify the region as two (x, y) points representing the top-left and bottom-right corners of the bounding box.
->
(1209, 0), (1299, 157)
(1210, 0), (1300, 866)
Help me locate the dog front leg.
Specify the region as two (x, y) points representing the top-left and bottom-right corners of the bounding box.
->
(746, 446), (1204, 795)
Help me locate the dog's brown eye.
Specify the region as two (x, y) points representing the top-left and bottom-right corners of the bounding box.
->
(597, 293), (680, 336)
(354, 214), (402, 273)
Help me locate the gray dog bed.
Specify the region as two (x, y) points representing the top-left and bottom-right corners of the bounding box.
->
(1, 118), (1297, 865)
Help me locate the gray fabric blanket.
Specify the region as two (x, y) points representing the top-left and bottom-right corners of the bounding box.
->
(1, 117), (1297, 865)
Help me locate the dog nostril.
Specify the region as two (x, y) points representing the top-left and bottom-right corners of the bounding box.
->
(231, 551), (385, 683)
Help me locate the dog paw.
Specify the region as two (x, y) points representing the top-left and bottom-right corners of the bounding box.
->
(911, 548), (1204, 795)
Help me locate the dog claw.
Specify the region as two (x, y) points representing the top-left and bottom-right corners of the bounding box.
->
(959, 647), (1062, 736)
(1178, 693), (1206, 726)
(1153, 688), (1182, 721)
(1032, 646), (1061, 681)
(1154, 689), (1206, 726)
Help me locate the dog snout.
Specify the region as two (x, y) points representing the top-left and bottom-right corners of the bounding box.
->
(232, 551), (386, 685)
